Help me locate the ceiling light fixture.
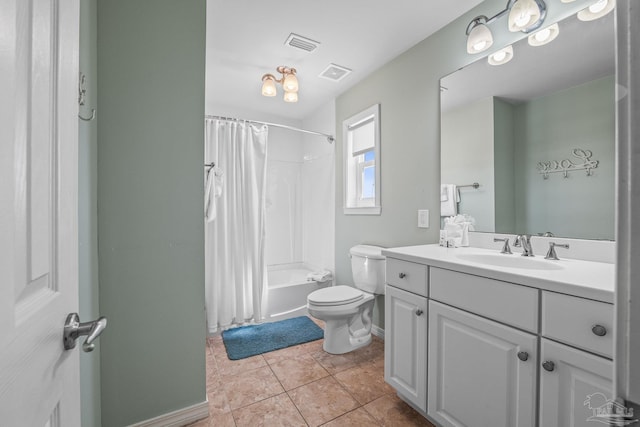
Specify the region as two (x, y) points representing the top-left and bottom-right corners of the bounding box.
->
(466, 0), (547, 54)
(577, 0), (615, 21)
(488, 45), (514, 65)
(261, 66), (299, 102)
(528, 22), (560, 46)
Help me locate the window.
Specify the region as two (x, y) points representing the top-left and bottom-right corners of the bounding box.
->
(343, 104), (381, 214)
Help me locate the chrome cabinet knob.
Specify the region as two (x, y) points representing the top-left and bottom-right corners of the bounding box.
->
(415, 309), (424, 316)
(399, 272), (406, 279)
(542, 361), (555, 372)
(63, 313), (108, 352)
(517, 351), (529, 361)
(592, 324), (607, 337)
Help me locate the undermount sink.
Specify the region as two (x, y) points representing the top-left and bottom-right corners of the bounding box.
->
(455, 253), (564, 271)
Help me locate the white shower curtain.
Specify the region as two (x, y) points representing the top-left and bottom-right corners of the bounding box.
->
(205, 118), (268, 332)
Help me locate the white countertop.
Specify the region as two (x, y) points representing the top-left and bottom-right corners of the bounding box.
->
(382, 244), (615, 303)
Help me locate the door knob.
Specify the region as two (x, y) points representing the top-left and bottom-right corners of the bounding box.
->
(63, 313), (107, 352)
(415, 309), (424, 316)
(592, 324), (607, 337)
(399, 272), (406, 278)
(517, 351), (529, 361)
(542, 361), (555, 372)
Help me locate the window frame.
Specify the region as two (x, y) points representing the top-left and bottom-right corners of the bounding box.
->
(343, 104), (381, 215)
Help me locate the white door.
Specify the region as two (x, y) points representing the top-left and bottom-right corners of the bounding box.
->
(384, 285), (428, 412)
(0, 0), (81, 426)
(540, 338), (613, 427)
(427, 301), (537, 427)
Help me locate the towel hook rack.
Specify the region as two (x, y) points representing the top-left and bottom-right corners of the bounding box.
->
(78, 72), (96, 122)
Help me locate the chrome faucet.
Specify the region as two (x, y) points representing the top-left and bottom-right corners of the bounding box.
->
(513, 234), (534, 257)
(545, 242), (570, 260)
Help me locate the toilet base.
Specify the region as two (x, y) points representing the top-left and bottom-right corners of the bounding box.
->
(322, 319), (372, 354)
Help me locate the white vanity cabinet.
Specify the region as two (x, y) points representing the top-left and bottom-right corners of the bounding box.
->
(382, 246), (615, 427)
(539, 339), (613, 427)
(428, 301), (537, 427)
(384, 276), (428, 412)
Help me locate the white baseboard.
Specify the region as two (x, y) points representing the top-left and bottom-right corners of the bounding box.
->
(372, 324), (385, 340)
(128, 400), (209, 427)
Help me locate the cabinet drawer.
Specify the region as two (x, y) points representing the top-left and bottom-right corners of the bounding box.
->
(386, 258), (428, 296)
(430, 267), (538, 333)
(542, 291), (613, 358)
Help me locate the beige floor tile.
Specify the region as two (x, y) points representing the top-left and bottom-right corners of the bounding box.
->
(233, 393), (307, 427)
(364, 394), (435, 427)
(311, 349), (360, 375)
(263, 342), (316, 365)
(270, 353), (330, 390)
(223, 365), (285, 410)
(288, 376), (359, 426)
(351, 337), (385, 363)
(299, 339), (324, 354)
(206, 377), (231, 415)
(215, 353), (267, 377)
(320, 407), (380, 426)
(334, 362), (394, 405)
(207, 411), (236, 427)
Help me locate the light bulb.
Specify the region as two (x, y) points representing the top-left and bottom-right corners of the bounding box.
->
(508, 0), (542, 32)
(578, 0), (615, 21)
(284, 91), (298, 103)
(528, 23), (559, 46)
(488, 45), (514, 66)
(589, 0), (607, 13)
(283, 72), (298, 93)
(467, 23), (493, 54)
(261, 75), (277, 97)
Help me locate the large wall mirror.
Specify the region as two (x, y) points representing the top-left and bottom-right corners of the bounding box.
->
(440, 8), (615, 240)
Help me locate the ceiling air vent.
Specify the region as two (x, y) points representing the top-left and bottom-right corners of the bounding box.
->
(285, 33), (320, 53)
(318, 63), (352, 82)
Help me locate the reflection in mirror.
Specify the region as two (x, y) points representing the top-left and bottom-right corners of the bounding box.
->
(440, 9), (615, 240)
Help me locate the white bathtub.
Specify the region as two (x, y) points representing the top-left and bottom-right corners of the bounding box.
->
(266, 263), (330, 322)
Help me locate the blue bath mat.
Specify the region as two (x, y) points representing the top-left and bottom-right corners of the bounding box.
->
(222, 316), (324, 360)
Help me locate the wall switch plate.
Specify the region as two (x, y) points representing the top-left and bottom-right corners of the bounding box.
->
(418, 209), (429, 228)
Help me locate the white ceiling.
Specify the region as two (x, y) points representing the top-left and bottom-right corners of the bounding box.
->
(205, 0), (483, 121)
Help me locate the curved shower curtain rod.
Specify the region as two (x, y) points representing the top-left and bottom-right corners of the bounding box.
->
(205, 114), (335, 143)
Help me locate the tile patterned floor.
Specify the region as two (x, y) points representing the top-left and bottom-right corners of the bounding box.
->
(188, 317), (435, 427)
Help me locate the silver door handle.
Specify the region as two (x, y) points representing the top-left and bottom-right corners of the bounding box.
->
(63, 313), (107, 352)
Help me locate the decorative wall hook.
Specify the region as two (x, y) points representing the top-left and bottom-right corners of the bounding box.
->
(537, 148), (599, 179)
(78, 72), (96, 122)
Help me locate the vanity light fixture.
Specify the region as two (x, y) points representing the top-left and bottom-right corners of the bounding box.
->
(508, 0), (546, 32)
(465, 0), (547, 55)
(261, 66), (299, 102)
(577, 0), (615, 21)
(528, 23), (560, 46)
(488, 45), (514, 65)
(466, 17), (494, 54)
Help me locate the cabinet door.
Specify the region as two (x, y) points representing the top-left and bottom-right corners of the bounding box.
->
(539, 339), (613, 427)
(384, 285), (428, 412)
(428, 301), (537, 427)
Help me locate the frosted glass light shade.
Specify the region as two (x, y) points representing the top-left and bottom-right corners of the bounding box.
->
(283, 72), (299, 92)
(283, 91), (298, 103)
(488, 45), (514, 65)
(261, 75), (277, 97)
(577, 0), (615, 21)
(508, 0), (542, 32)
(467, 23), (493, 54)
(528, 23), (559, 46)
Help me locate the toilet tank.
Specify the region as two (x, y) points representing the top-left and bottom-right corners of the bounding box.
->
(350, 245), (386, 294)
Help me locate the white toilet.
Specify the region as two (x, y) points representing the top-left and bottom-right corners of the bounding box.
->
(307, 245), (386, 354)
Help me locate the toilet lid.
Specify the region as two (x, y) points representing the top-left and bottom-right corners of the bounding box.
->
(308, 285), (364, 306)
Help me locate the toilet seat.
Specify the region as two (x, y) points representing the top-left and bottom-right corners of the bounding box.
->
(308, 285), (364, 307)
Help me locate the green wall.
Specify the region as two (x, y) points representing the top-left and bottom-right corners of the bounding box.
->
(97, 1), (207, 425)
(513, 75), (615, 239)
(335, 0), (594, 329)
(78, 0), (101, 425)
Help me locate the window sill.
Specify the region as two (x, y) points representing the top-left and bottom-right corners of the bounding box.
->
(343, 206), (381, 215)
